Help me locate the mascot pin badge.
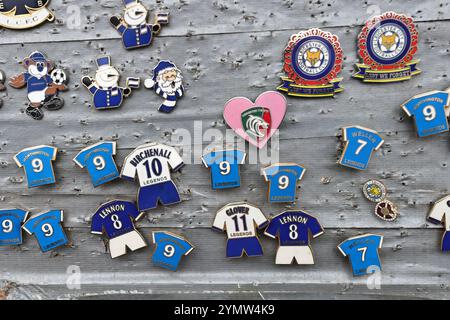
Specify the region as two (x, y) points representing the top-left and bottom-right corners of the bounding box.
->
(223, 91), (287, 149)
(0, 0), (55, 29)
(9, 51), (68, 120)
(110, 0), (169, 50)
(277, 28), (343, 98)
(144, 60), (184, 113)
(354, 12), (420, 82)
(81, 56), (140, 110)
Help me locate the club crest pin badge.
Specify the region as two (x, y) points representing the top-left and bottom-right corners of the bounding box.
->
(144, 60), (184, 113)
(111, 0), (169, 50)
(374, 200), (398, 221)
(401, 90), (450, 137)
(354, 12), (420, 83)
(152, 231), (194, 271)
(277, 28), (344, 98)
(363, 180), (387, 203)
(8, 51), (68, 120)
(427, 195), (450, 251)
(0, 0), (55, 29)
(81, 56), (139, 110)
(362, 179), (398, 221)
(223, 91), (287, 149)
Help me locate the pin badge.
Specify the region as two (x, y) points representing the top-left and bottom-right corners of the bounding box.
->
(338, 126), (384, 170)
(374, 200), (398, 221)
(212, 202), (268, 258)
(0, 209), (29, 246)
(354, 12), (420, 83)
(81, 56), (139, 110)
(152, 231), (194, 271)
(277, 28), (343, 98)
(22, 210), (68, 252)
(401, 90), (450, 137)
(9, 51), (68, 120)
(363, 180), (387, 203)
(0, 70), (5, 108)
(14, 145), (58, 188)
(338, 234), (383, 276)
(144, 60), (184, 113)
(427, 195), (450, 251)
(121, 142), (184, 212)
(223, 91), (287, 149)
(0, 0), (55, 29)
(111, 0), (168, 50)
(92, 200), (147, 258)
(265, 210), (324, 265)
(202, 149), (246, 190)
(73, 141), (120, 187)
(261, 162), (306, 203)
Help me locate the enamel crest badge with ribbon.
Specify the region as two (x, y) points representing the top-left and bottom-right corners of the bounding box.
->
(277, 28), (343, 98)
(0, 0), (55, 29)
(354, 11), (420, 83)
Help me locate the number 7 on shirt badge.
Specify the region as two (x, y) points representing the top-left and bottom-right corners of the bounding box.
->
(261, 163), (306, 203)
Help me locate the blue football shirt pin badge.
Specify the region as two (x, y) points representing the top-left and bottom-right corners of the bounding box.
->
(427, 195), (450, 251)
(74, 141), (120, 187)
(144, 60), (184, 113)
(401, 90), (450, 137)
(121, 142), (184, 212)
(277, 28), (344, 98)
(92, 200), (147, 258)
(0, 0), (55, 29)
(152, 231), (194, 271)
(212, 202), (268, 258)
(0, 208), (29, 246)
(337, 126), (384, 170)
(22, 210), (68, 252)
(338, 234), (383, 276)
(265, 210), (324, 265)
(261, 162), (306, 203)
(110, 0), (169, 50)
(8, 51), (68, 120)
(14, 145), (58, 188)
(362, 180), (398, 222)
(201, 149), (246, 190)
(354, 12), (420, 83)
(81, 56), (140, 110)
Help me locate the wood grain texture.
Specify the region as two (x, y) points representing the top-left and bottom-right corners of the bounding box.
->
(0, 0), (449, 300)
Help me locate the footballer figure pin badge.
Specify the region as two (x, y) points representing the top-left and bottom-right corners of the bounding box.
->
(81, 56), (140, 110)
(9, 51), (68, 120)
(110, 0), (169, 50)
(354, 12), (420, 82)
(144, 60), (184, 113)
(277, 28), (343, 98)
(223, 91), (287, 149)
(0, 0), (55, 29)
(401, 90), (450, 138)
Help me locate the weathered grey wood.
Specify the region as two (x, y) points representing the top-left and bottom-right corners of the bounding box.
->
(0, 0), (449, 300)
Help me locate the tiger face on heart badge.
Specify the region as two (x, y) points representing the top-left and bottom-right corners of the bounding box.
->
(223, 91), (287, 149)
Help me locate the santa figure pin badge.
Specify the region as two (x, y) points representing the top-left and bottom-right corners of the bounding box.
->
(9, 51), (68, 120)
(81, 56), (140, 110)
(0, 0), (55, 29)
(144, 60), (184, 113)
(277, 28), (343, 98)
(110, 0), (169, 50)
(354, 12), (420, 83)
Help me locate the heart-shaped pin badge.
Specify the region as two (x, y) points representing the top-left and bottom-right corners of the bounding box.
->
(223, 91), (287, 149)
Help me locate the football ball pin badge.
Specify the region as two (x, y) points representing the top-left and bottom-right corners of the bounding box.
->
(0, 0), (55, 29)
(277, 28), (344, 98)
(354, 11), (420, 83)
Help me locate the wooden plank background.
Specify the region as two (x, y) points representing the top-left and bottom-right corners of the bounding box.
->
(0, 0), (449, 299)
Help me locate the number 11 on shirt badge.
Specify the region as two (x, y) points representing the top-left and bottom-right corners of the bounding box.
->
(261, 163), (306, 203)
(401, 90), (450, 138)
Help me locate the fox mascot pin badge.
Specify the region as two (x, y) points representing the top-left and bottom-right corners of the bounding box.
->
(354, 12), (420, 82)
(110, 0), (169, 50)
(277, 28), (343, 97)
(0, 0), (55, 29)
(9, 51), (68, 120)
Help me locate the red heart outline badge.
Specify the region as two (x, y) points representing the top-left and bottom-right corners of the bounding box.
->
(223, 91), (287, 149)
